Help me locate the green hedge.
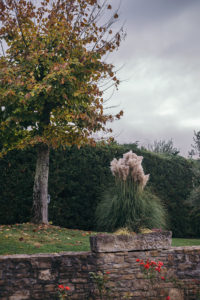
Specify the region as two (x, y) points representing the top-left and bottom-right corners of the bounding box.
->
(0, 143), (195, 237)
(0, 149), (36, 224)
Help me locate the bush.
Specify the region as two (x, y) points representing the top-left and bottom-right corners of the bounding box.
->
(0, 148), (35, 224)
(185, 159), (200, 236)
(0, 143), (194, 237)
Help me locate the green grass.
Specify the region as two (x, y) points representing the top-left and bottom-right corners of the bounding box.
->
(0, 223), (94, 255)
(0, 223), (200, 255)
(172, 238), (200, 247)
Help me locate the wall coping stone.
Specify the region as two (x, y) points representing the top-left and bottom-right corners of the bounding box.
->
(1, 245), (200, 261)
(90, 231), (172, 252)
(0, 251), (92, 260)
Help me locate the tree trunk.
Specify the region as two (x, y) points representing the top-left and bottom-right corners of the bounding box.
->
(32, 144), (50, 224)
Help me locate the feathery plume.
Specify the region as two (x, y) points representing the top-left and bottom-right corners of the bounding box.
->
(110, 151), (149, 188)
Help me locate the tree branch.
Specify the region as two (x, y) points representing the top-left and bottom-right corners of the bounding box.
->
(0, 39), (5, 56)
(13, 0), (28, 49)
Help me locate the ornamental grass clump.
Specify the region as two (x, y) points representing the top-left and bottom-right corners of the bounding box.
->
(96, 151), (166, 232)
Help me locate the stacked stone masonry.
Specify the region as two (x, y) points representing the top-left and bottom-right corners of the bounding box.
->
(0, 245), (200, 299)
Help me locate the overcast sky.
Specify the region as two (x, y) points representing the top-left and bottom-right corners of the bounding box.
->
(105, 0), (200, 156)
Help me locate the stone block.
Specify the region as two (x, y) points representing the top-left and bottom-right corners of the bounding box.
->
(44, 284), (56, 292)
(9, 290), (30, 300)
(90, 231), (172, 253)
(71, 278), (88, 283)
(38, 269), (55, 281)
(168, 288), (184, 300)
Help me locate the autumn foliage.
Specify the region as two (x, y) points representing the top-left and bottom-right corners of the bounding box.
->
(0, 0), (124, 155)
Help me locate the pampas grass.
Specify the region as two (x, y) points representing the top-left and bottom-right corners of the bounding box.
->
(96, 151), (167, 232)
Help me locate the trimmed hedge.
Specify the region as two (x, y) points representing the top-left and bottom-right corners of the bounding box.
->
(0, 149), (35, 224)
(0, 143), (195, 237)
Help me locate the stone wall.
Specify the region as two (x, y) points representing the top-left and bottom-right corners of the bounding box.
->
(0, 244), (200, 299)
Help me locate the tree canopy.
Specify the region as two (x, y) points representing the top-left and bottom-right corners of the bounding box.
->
(189, 130), (200, 158)
(0, 0), (124, 156)
(145, 139), (179, 156)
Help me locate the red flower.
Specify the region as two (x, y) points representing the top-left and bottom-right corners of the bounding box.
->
(155, 267), (161, 272)
(144, 263), (150, 269)
(106, 271), (110, 274)
(58, 285), (64, 289)
(136, 259), (140, 262)
(150, 260), (157, 266)
(158, 261), (164, 267)
(161, 276), (165, 280)
(65, 286), (70, 291)
(166, 297), (170, 300)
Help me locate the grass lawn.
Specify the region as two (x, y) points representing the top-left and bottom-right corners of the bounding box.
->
(0, 223), (200, 255)
(172, 238), (200, 247)
(0, 223), (93, 255)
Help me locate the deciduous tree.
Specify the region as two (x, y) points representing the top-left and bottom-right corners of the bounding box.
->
(146, 139), (179, 156)
(0, 0), (124, 223)
(189, 130), (200, 158)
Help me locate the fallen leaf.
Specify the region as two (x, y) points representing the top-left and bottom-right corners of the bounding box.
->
(34, 242), (42, 248)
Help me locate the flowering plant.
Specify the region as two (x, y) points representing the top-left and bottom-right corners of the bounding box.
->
(136, 258), (200, 299)
(136, 258), (170, 299)
(57, 285), (71, 300)
(136, 258), (164, 277)
(89, 270), (112, 299)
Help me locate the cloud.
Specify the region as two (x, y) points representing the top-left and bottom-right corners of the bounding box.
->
(115, 0), (200, 59)
(105, 0), (200, 156)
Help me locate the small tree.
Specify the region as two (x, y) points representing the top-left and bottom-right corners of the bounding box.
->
(189, 130), (200, 158)
(146, 139), (179, 156)
(0, 0), (124, 224)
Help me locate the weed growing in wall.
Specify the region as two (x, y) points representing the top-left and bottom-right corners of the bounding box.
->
(89, 271), (112, 299)
(57, 285), (71, 300)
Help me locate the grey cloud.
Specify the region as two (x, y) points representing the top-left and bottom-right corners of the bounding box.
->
(122, 0), (200, 27)
(111, 0), (200, 62)
(105, 0), (200, 156)
(111, 116), (194, 157)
